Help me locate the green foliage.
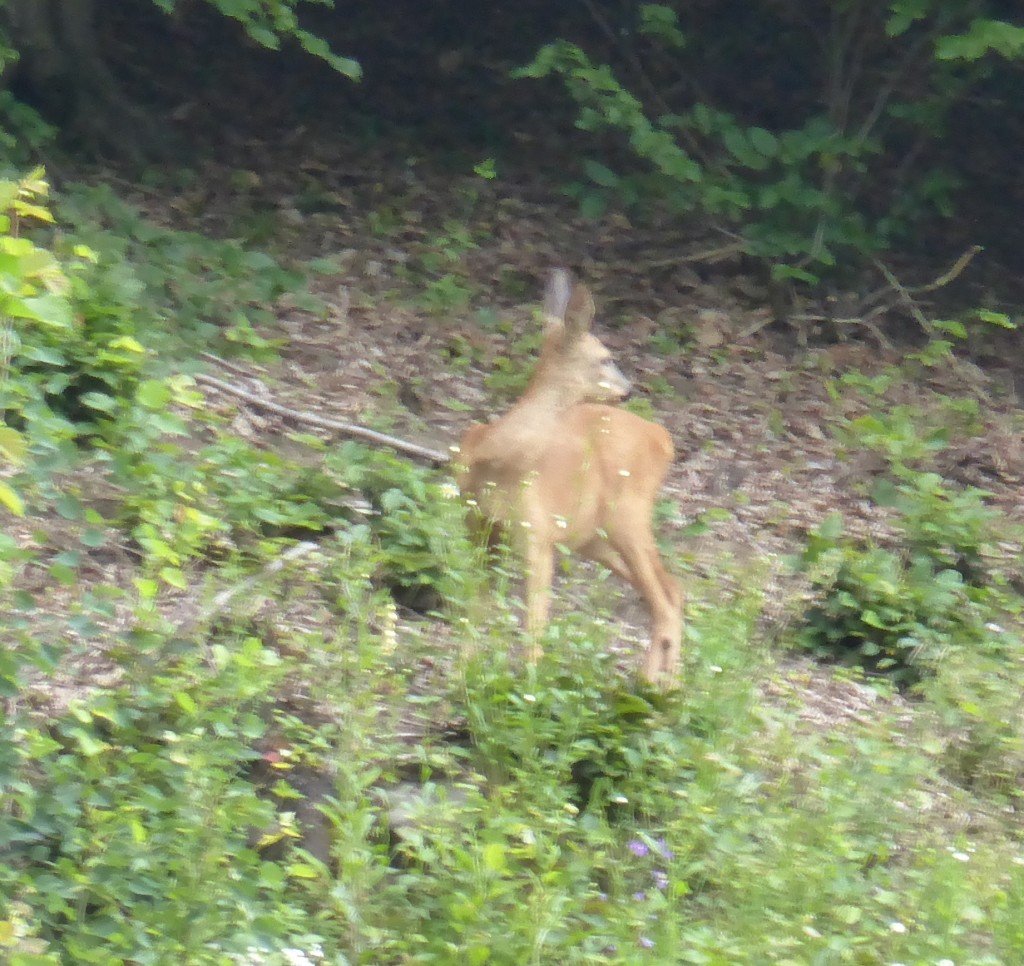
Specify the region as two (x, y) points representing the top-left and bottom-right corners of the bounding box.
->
(0, 629), (327, 962)
(325, 443), (474, 609)
(519, 1), (1024, 286)
(874, 472), (997, 581)
(799, 454), (1008, 684)
(411, 220), (478, 315)
(153, 0), (360, 78)
(800, 535), (970, 684)
(839, 396), (981, 471)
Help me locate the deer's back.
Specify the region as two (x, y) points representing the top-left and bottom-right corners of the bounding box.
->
(458, 404), (674, 545)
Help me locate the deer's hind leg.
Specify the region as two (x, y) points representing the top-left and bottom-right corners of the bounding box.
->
(584, 531), (682, 685)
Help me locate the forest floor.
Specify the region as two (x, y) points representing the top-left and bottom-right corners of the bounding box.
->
(26, 131), (1023, 747)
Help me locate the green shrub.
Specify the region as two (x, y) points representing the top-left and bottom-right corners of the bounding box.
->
(518, 3), (1024, 286)
(799, 466), (1008, 684)
(326, 442), (475, 611)
(800, 538), (968, 683)
(0, 632), (330, 964)
(875, 472), (997, 582)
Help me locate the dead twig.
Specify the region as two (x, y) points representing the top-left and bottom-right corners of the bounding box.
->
(178, 540), (322, 643)
(194, 372), (451, 466)
(873, 258), (932, 335)
(199, 351), (266, 380)
(857, 244), (983, 316)
(612, 241), (745, 273)
(910, 244), (983, 295)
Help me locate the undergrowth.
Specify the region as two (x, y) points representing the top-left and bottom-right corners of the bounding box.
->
(3, 172), (1024, 964)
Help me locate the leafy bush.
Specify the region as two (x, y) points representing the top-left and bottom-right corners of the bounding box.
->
(0, 628), (332, 963)
(326, 443), (474, 610)
(519, 2), (1024, 285)
(874, 471), (998, 582)
(799, 461), (1007, 684)
(800, 536), (969, 683)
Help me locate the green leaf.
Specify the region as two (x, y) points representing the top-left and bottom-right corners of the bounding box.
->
(579, 192), (607, 220)
(16, 344), (66, 365)
(482, 842), (507, 873)
(0, 426), (26, 463)
(0, 480), (24, 516)
(174, 691), (198, 714)
(473, 158), (497, 180)
(107, 335), (145, 353)
(936, 19), (1024, 61)
(80, 391), (117, 413)
(582, 159), (619, 188)
(137, 379), (172, 409)
(638, 5), (687, 47)
(6, 292), (74, 329)
(818, 513), (845, 541)
(748, 127), (778, 157)
(159, 566), (187, 589)
(976, 308), (1017, 329)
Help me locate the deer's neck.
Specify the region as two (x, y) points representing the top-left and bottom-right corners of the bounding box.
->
(475, 376), (577, 470)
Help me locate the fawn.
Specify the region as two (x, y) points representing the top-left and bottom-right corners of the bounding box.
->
(456, 269), (682, 683)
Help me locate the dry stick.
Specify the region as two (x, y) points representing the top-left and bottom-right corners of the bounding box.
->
(177, 540), (322, 642)
(872, 258), (932, 334)
(199, 351), (265, 381)
(909, 245), (983, 295)
(613, 240), (745, 273)
(857, 244), (983, 316)
(194, 372), (451, 466)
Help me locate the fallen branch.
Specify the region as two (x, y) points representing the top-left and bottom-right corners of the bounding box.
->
(858, 244), (983, 316)
(909, 244), (983, 295)
(194, 372), (452, 466)
(177, 540), (322, 642)
(872, 258), (933, 335)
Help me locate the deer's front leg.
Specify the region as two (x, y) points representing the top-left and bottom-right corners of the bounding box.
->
(524, 534), (554, 664)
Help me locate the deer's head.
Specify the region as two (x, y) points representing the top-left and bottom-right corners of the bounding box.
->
(536, 269), (632, 405)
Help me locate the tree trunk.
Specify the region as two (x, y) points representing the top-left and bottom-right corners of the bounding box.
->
(3, 0), (174, 161)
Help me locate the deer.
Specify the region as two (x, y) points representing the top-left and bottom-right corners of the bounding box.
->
(455, 269), (683, 683)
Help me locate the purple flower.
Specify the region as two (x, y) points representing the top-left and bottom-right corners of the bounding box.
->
(633, 891), (647, 902)
(654, 837), (674, 860)
(652, 870), (669, 891)
(639, 937), (655, 949)
(628, 839), (650, 858)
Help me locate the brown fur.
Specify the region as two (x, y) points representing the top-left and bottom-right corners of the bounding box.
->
(456, 270), (683, 682)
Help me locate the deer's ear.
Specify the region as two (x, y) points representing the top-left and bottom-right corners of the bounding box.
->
(564, 283), (595, 339)
(542, 268), (573, 330)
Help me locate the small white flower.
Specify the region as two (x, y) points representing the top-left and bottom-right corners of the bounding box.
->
(889, 921), (908, 934)
(937, 959), (955, 966)
(563, 802), (579, 815)
(449, 444), (461, 454)
(611, 794), (629, 804)
(951, 851), (970, 862)
(554, 516), (568, 529)
(439, 482), (459, 499)
(802, 925), (822, 938)
(466, 498), (478, 507)
(618, 468), (631, 477)
(709, 665), (723, 674)
(523, 693), (536, 703)
(985, 622), (1004, 633)
(520, 520), (532, 528)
